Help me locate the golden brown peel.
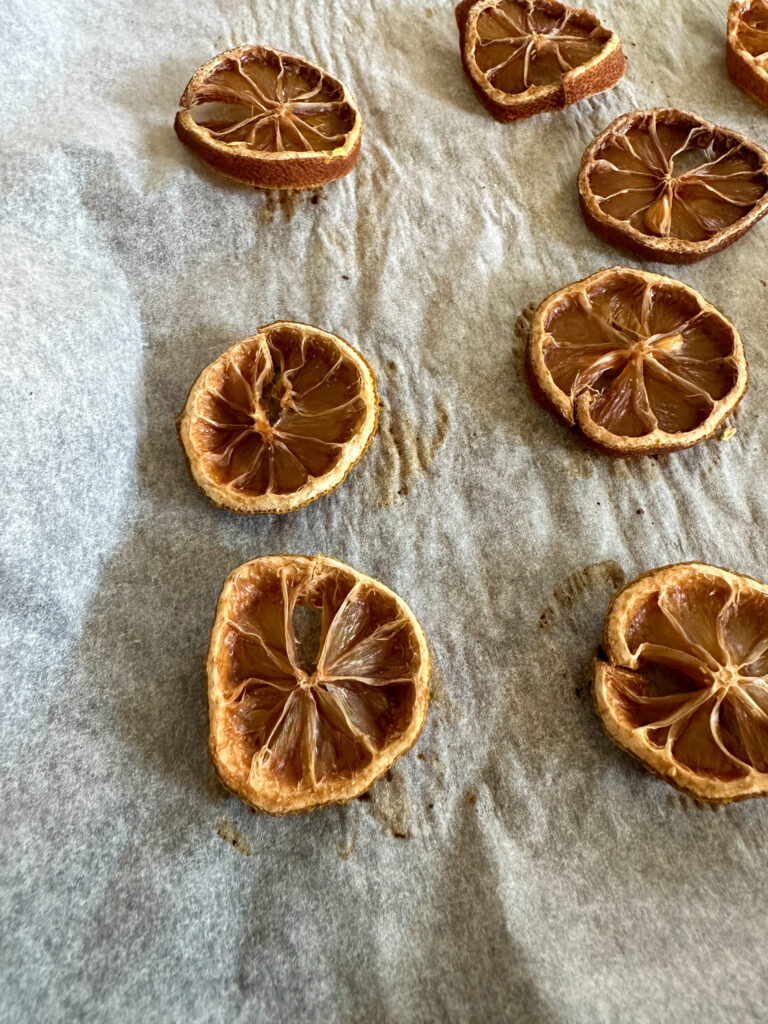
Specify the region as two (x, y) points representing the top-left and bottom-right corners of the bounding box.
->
(527, 268), (748, 456)
(175, 46), (362, 188)
(594, 564), (768, 803)
(579, 109), (768, 263)
(727, 0), (768, 108)
(208, 555), (431, 813)
(178, 323), (378, 514)
(456, 0), (624, 123)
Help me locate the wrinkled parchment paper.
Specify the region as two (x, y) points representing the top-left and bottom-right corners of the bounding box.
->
(2, 1), (768, 1021)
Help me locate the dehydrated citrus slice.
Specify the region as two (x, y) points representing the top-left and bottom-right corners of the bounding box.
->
(727, 0), (768, 108)
(207, 555), (431, 814)
(526, 267), (748, 456)
(178, 322), (378, 514)
(174, 46), (362, 189)
(455, 0), (625, 123)
(579, 108), (768, 263)
(594, 563), (768, 803)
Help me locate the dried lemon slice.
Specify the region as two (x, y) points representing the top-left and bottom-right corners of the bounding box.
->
(455, 0), (625, 123)
(594, 563), (768, 803)
(579, 108), (768, 263)
(174, 46), (362, 189)
(728, 0), (768, 108)
(178, 322), (378, 514)
(526, 267), (748, 456)
(208, 555), (431, 814)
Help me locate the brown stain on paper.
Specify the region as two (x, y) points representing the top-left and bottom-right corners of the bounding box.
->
(337, 811), (359, 860)
(367, 765), (413, 839)
(259, 187), (324, 223)
(665, 793), (723, 814)
(376, 397), (450, 507)
(339, 754), (427, 854)
(216, 816), (252, 856)
(608, 456), (660, 482)
(564, 448), (596, 479)
(513, 302), (536, 354)
(429, 663), (455, 718)
(512, 303), (536, 388)
(539, 560), (626, 629)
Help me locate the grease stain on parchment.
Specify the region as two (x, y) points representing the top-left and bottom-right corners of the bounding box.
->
(513, 302), (536, 353)
(376, 397), (450, 507)
(258, 187), (324, 223)
(665, 793), (723, 813)
(539, 560), (626, 629)
(366, 765), (413, 839)
(609, 456), (660, 482)
(563, 448), (596, 479)
(336, 809), (359, 860)
(216, 816), (252, 856)
(429, 662), (455, 718)
(512, 303), (536, 387)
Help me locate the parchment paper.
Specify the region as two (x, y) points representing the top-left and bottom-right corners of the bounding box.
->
(2, 1), (768, 1021)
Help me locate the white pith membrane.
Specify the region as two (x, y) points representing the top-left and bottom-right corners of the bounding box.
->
(471, 0), (612, 93)
(213, 559), (424, 798)
(187, 47), (357, 153)
(538, 269), (743, 444)
(736, 0), (768, 67)
(187, 326), (370, 499)
(587, 110), (768, 242)
(597, 568), (768, 791)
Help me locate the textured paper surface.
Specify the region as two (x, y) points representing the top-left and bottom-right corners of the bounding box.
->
(2, 1), (768, 1021)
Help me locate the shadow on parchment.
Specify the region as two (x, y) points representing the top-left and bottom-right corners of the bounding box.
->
(228, 792), (560, 1024)
(58, 316), (260, 808)
(401, 803), (561, 1023)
